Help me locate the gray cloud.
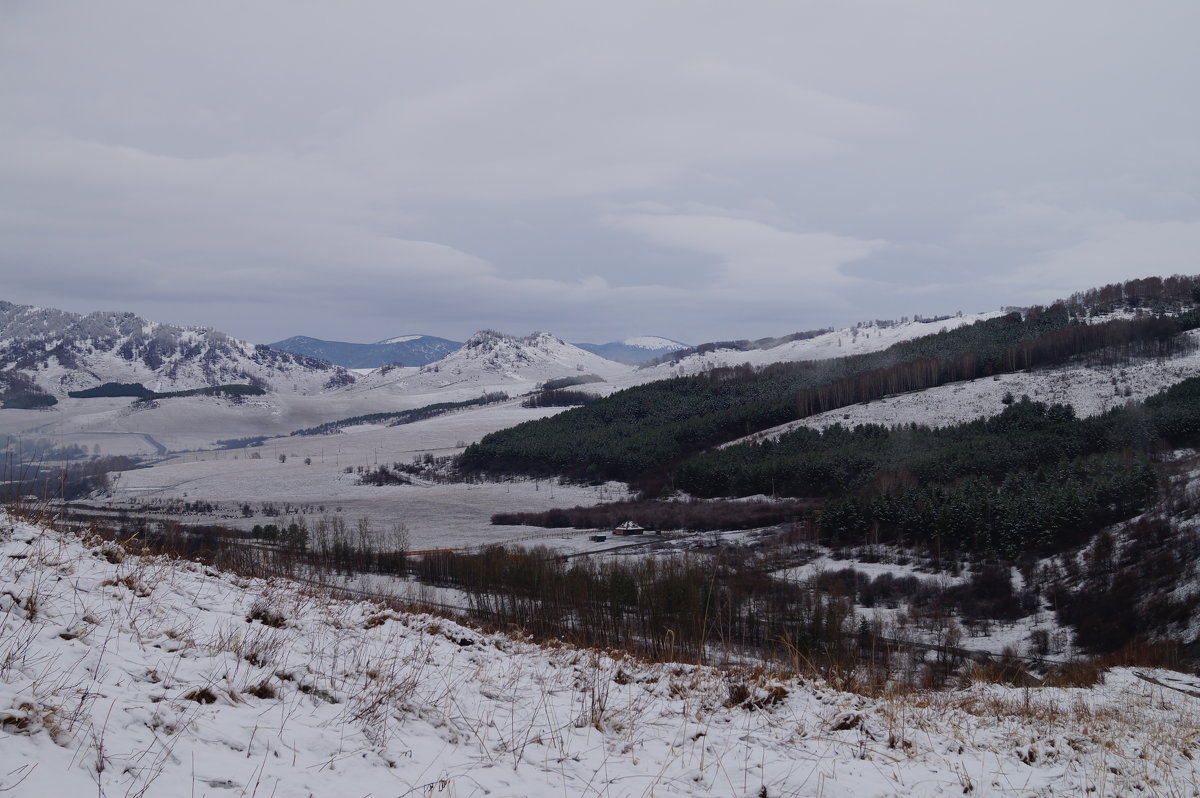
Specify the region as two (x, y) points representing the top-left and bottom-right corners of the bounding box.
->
(2, 1), (1197, 345)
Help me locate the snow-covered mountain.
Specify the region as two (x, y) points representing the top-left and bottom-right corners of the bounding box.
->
(352, 329), (631, 397)
(574, 335), (689, 364)
(269, 333), (461, 368)
(0, 300), (353, 397)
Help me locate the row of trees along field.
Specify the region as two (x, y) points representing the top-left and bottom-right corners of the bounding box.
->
(460, 303), (1199, 493)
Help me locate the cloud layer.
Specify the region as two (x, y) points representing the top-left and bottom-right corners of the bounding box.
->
(2, 1), (1197, 344)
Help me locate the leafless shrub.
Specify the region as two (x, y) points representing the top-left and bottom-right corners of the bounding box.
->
(100, 574), (151, 597)
(182, 687), (217, 704)
(95, 540), (125, 563)
(244, 681), (276, 699)
(245, 598), (287, 628)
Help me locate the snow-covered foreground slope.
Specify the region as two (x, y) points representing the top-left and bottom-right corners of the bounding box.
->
(3, 516), (1200, 797)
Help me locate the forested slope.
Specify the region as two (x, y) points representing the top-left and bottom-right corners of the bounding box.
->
(681, 381), (1200, 556)
(461, 304), (1197, 493)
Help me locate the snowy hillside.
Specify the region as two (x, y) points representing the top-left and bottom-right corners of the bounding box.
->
(727, 329), (1200, 446)
(352, 330), (632, 398)
(3, 515), (1199, 797)
(637, 312), (1002, 379)
(0, 301), (352, 397)
(623, 336), (688, 350)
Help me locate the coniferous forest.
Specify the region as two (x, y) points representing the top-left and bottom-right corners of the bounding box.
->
(461, 303), (1197, 498)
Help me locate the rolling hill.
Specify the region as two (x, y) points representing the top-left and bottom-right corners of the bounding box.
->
(268, 333), (461, 368)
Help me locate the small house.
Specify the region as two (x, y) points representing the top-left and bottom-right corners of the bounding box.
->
(614, 521), (644, 536)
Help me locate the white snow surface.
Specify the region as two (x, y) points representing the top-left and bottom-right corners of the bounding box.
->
(635, 312), (1003, 380)
(375, 334), (422, 344)
(622, 336), (688, 350)
(74, 396), (630, 549)
(2, 517), (1199, 797)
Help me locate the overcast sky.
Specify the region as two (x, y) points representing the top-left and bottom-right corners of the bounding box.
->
(3, 2), (1198, 346)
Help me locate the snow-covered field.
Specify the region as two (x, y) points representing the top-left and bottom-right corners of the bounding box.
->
(0, 386), (555, 455)
(83, 399), (632, 550)
(3, 516), (1199, 797)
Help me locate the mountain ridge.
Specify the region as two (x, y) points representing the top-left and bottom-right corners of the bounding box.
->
(574, 336), (689, 364)
(350, 329), (632, 398)
(0, 301), (352, 399)
(269, 334), (461, 368)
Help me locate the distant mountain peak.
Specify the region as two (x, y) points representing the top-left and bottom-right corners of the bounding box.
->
(464, 329), (510, 347)
(573, 336), (690, 365)
(269, 333), (460, 368)
(463, 330), (563, 350)
(622, 336), (688, 350)
(351, 328), (629, 395)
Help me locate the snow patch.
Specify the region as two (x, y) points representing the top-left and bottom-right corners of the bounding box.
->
(622, 336), (688, 350)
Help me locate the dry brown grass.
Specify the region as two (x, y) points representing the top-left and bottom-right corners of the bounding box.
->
(1040, 659), (1107, 688)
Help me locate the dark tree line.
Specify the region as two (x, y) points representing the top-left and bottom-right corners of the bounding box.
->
(492, 497), (817, 531)
(68, 382), (153, 399)
(1066, 273), (1200, 316)
(293, 392), (508, 436)
(541, 374), (605, 390)
(521, 389), (599, 408)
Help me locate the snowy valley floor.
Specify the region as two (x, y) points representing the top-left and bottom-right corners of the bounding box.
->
(2, 515), (1200, 797)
